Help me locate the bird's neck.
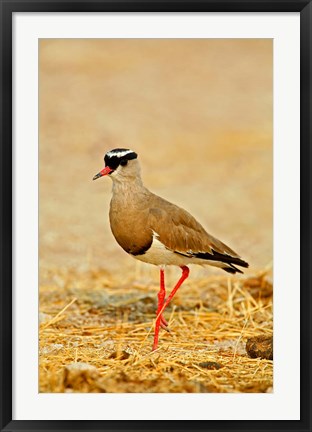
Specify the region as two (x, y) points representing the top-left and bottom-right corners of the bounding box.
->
(111, 176), (146, 197)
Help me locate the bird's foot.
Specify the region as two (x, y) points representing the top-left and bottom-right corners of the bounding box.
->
(160, 314), (170, 332)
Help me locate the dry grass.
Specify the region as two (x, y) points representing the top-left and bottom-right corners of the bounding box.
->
(39, 264), (273, 393)
(39, 39), (273, 394)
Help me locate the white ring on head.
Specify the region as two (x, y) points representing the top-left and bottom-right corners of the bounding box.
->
(106, 149), (134, 158)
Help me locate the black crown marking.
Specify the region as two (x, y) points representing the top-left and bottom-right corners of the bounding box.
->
(104, 149), (138, 170)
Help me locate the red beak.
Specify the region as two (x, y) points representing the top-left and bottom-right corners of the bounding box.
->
(92, 166), (113, 180)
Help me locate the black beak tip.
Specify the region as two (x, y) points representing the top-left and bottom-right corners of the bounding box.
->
(92, 174), (100, 181)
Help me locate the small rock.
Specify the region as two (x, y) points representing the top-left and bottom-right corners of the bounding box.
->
(41, 343), (63, 355)
(108, 350), (131, 360)
(240, 382), (271, 393)
(198, 361), (223, 370)
(65, 362), (96, 372)
(246, 335), (273, 360)
(63, 362), (106, 392)
(98, 339), (114, 348)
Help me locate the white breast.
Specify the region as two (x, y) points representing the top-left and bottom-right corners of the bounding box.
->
(133, 234), (186, 266)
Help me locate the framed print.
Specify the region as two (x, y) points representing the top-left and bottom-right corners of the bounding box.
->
(1, 1), (311, 431)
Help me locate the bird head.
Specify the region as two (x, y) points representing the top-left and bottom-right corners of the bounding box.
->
(93, 148), (139, 182)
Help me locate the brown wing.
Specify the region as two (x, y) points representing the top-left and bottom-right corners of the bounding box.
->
(147, 194), (248, 268)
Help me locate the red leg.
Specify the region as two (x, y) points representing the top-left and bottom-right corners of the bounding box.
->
(153, 268), (166, 351)
(152, 266), (190, 351)
(158, 268), (169, 329)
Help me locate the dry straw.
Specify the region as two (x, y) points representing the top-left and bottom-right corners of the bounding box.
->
(39, 263), (273, 393)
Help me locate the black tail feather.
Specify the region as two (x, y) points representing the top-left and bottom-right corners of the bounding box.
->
(174, 248), (249, 273)
(195, 250), (249, 269)
(222, 264), (244, 274)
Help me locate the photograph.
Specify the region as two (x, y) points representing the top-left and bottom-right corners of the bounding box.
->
(38, 38), (273, 393)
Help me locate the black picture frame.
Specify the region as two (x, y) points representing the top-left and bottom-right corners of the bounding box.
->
(1, 1), (311, 431)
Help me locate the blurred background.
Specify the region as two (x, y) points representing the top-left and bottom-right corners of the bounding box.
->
(39, 39), (272, 280)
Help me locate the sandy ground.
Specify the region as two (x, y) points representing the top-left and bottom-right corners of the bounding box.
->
(39, 39), (272, 393)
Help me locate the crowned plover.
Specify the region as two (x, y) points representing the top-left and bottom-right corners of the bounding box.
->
(93, 148), (249, 350)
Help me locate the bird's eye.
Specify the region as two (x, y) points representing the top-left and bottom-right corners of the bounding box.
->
(120, 159), (128, 166)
